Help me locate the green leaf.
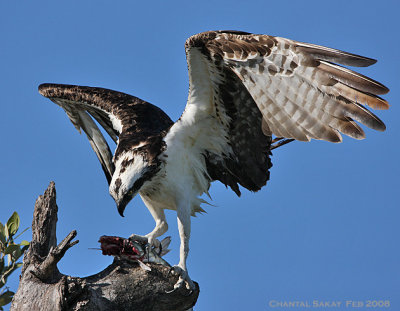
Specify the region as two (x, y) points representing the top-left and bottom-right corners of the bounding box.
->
(6, 212), (20, 237)
(19, 240), (29, 246)
(13, 248), (22, 262)
(11, 247), (22, 262)
(0, 223), (5, 246)
(0, 290), (14, 307)
(2, 226), (8, 242)
(4, 245), (19, 256)
(20, 245), (29, 253)
(0, 277), (5, 289)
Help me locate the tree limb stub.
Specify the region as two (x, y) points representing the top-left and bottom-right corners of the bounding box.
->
(11, 182), (199, 311)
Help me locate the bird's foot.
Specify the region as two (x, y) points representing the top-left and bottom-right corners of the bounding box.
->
(166, 265), (195, 293)
(129, 234), (161, 248)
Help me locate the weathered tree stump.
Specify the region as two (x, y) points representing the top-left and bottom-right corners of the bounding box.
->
(11, 182), (199, 311)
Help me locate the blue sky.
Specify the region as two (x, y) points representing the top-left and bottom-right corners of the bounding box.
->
(1, 1), (399, 310)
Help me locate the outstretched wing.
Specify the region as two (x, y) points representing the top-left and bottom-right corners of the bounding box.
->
(39, 84), (173, 183)
(179, 30), (389, 195)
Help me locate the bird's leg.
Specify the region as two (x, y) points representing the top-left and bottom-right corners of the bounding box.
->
(168, 202), (195, 291)
(129, 202), (168, 252)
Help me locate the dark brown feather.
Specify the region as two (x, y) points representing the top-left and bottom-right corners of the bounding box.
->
(39, 84), (173, 183)
(186, 33), (273, 194)
(296, 42), (377, 67)
(318, 61), (389, 95)
(334, 83), (390, 110)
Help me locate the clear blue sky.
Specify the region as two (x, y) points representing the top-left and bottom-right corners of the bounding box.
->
(1, 1), (399, 310)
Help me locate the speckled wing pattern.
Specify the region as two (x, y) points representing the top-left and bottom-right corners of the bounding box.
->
(39, 84), (173, 183)
(184, 30), (389, 195)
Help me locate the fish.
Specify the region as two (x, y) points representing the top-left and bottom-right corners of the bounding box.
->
(98, 235), (171, 271)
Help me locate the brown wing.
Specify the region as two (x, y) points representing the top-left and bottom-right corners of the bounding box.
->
(183, 30), (389, 194)
(39, 84), (173, 183)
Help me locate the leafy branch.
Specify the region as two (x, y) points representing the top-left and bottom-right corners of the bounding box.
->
(0, 212), (29, 310)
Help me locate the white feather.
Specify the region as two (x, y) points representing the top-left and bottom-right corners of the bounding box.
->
(109, 113), (123, 133)
(109, 152), (148, 201)
(140, 47), (233, 215)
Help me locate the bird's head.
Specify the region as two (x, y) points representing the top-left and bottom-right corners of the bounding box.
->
(109, 153), (150, 217)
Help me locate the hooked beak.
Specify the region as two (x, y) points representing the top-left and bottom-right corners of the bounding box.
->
(115, 189), (137, 217)
(117, 200), (128, 217)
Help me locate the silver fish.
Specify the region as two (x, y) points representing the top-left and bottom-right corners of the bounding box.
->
(130, 237), (171, 270)
(99, 235), (171, 271)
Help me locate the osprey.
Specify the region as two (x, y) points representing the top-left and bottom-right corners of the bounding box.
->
(39, 30), (389, 290)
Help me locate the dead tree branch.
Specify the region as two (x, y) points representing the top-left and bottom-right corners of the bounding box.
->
(11, 182), (199, 311)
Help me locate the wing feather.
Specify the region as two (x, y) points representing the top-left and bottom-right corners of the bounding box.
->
(39, 84), (173, 184)
(181, 30), (389, 194)
(76, 109), (115, 183)
(333, 83), (389, 110)
(295, 41), (378, 67)
(317, 61), (389, 95)
(88, 109), (119, 143)
(212, 32), (388, 141)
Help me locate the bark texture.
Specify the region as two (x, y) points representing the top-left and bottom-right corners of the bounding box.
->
(11, 182), (199, 311)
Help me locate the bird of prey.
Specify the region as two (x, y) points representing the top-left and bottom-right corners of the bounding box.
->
(39, 30), (389, 290)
